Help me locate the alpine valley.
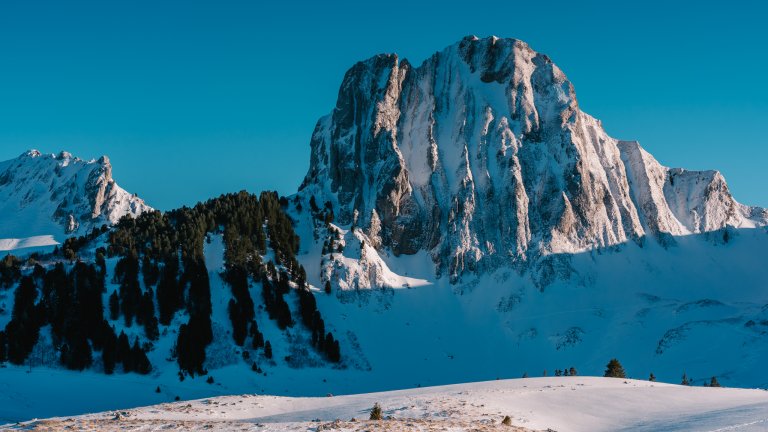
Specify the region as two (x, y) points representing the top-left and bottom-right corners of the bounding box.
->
(1, 36), (767, 427)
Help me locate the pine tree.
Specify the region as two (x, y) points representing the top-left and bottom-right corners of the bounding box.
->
(681, 372), (690, 386)
(569, 367), (577, 376)
(649, 372), (656, 382)
(709, 376), (721, 387)
(604, 358), (626, 378)
(109, 290), (120, 320)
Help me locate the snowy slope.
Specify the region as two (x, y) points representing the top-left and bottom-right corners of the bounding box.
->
(6, 377), (768, 432)
(0, 150), (151, 251)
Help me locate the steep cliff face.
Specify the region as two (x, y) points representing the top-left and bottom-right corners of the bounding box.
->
(299, 36), (766, 281)
(0, 150), (152, 244)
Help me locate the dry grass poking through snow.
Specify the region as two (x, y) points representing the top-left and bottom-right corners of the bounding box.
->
(15, 417), (534, 431)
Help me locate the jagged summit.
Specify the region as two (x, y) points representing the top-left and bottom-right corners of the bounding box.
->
(0, 149), (152, 247)
(298, 36), (767, 281)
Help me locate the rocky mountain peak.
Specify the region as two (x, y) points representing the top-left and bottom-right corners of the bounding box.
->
(298, 36), (767, 282)
(0, 150), (152, 244)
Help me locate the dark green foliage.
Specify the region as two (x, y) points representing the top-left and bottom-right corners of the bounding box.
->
(0, 330), (7, 362)
(156, 255), (182, 325)
(298, 287), (341, 362)
(142, 255), (160, 288)
(604, 358), (626, 378)
(109, 290), (120, 321)
(5, 276), (42, 364)
(569, 367), (577, 376)
(709, 376), (721, 387)
(261, 275), (292, 329)
(59, 335), (92, 370)
(250, 320), (264, 349)
(369, 403), (383, 420)
(176, 258), (213, 376)
(131, 338), (152, 374)
(36, 262), (113, 371)
(324, 332), (341, 363)
(59, 225), (109, 260)
(224, 265), (254, 346)
(139, 289), (159, 340)
(681, 372), (690, 385)
(101, 324), (117, 374)
(110, 331), (151, 374)
(0, 254), (22, 288)
(115, 253), (141, 327)
(649, 372), (656, 382)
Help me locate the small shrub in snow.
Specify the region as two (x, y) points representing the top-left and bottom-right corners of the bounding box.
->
(502, 415), (513, 426)
(369, 403), (383, 420)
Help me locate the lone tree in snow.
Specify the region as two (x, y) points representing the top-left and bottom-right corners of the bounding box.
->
(649, 372), (656, 382)
(681, 372), (690, 386)
(369, 402), (383, 420)
(709, 376), (721, 387)
(604, 358), (626, 378)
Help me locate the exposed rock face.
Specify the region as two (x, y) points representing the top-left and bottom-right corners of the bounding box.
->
(0, 150), (152, 240)
(299, 36), (766, 281)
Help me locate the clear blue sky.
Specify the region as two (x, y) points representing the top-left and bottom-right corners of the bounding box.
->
(1, 0), (766, 210)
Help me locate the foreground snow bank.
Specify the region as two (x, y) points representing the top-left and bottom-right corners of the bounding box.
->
(6, 377), (768, 431)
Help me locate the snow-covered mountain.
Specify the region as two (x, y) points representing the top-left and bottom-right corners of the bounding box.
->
(1, 35), (768, 426)
(298, 35), (767, 282)
(0, 150), (151, 250)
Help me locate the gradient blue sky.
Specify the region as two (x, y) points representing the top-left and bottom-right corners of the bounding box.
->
(1, 0), (766, 210)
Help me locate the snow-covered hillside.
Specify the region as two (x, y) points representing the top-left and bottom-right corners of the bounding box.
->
(6, 377), (768, 432)
(0, 150), (151, 251)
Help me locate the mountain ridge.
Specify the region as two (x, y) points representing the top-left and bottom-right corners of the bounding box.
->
(298, 35), (766, 282)
(0, 149), (152, 250)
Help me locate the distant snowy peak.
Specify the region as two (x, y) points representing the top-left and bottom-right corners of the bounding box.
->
(299, 35), (767, 280)
(0, 149), (152, 244)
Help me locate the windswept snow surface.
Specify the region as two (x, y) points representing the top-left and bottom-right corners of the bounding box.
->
(0, 235), (58, 252)
(6, 377), (768, 431)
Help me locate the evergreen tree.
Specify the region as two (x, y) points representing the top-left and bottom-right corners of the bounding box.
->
(5, 276), (42, 365)
(131, 338), (152, 375)
(109, 290), (120, 320)
(0, 330), (7, 362)
(604, 358), (626, 378)
(681, 372), (690, 386)
(102, 325), (117, 374)
(649, 372), (656, 382)
(569, 367), (577, 376)
(709, 376), (721, 387)
(116, 331), (131, 372)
